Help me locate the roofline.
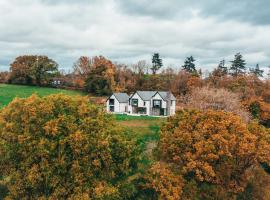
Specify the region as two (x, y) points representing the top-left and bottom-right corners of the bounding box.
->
(129, 91), (144, 101)
(106, 93), (129, 103)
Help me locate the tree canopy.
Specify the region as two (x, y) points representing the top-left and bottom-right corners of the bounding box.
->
(182, 56), (197, 74)
(9, 55), (59, 86)
(145, 110), (270, 199)
(151, 53), (163, 75)
(230, 53), (246, 76)
(0, 94), (139, 199)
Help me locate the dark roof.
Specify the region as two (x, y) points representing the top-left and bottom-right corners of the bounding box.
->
(113, 93), (129, 103)
(134, 91), (176, 101)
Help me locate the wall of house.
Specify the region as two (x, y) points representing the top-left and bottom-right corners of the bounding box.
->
(152, 93), (167, 109)
(128, 93), (150, 115)
(119, 103), (128, 113)
(170, 100), (176, 115)
(106, 95), (120, 113)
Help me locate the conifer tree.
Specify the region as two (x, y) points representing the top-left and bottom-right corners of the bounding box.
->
(151, 53), (163, 74)
(250, 64), (264, 77)
(230, 53), (246, 76)
(182, 56), (197, 74)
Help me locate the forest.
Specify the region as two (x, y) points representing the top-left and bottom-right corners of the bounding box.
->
(1, 53), (270, 199)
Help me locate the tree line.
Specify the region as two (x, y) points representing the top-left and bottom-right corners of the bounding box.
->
(0, 53), (266, 94)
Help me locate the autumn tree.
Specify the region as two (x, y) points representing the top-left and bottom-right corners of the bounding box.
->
(9, 55), (59, 86)
(230, 53), (246, 77)
(184, 86), (250, 122)
(73, 56), (92, 79)
(151, 110), (270, 199)
(151, 53), (163, 75)
(0, 94), (139, 199)
(84, 56), (116, 95)
(249, 64), (264, 77)
(182, 56), (197, 74)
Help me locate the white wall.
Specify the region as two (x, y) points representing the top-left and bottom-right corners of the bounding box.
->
(170, 100), (176, 115)
(106, 95), (120, 113)
(128, 93), (150, 115)
(152, 93), (167, 109)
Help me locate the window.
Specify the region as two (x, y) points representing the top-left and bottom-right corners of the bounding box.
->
(138, 107), (146, 114)
(131, 99), (138, 106)
(171, 100), (173, 105)
(144, 101), (146, 106)
(153, 100), (162, 108)
(109, 99), (114, 105)
(109, 106), (114, 112)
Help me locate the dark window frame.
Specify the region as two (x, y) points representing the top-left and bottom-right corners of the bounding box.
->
(153, 99), (162, 108)
(131, 98), (138, 106)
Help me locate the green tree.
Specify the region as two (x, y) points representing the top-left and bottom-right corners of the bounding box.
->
(0, 94), (139, 199)
(182, 56), (197, 74)
(250, 64), (264, 77)
(151, 53), (163, 75)
(230, 53), (246, 76)
(10, 55), (59, 86)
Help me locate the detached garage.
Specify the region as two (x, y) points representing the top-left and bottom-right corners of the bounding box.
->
(106, 93), (129, 114)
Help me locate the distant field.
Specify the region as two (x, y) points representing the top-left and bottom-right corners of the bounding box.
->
(0, 84), (84, 108)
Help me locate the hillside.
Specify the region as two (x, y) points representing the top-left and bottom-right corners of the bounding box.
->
(0, 84), (84, 108)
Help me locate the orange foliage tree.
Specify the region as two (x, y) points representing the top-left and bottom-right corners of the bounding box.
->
(0, 94), (139, 199)
(149, 110), (270, 199)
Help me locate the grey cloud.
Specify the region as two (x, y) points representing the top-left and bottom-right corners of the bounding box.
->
(116, 0), (270, 25)
(0, 0), (270, 72)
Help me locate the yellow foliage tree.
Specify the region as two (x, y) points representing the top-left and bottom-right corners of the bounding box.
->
(0, 94), (138, 199)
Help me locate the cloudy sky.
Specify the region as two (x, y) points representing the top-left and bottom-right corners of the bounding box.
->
(0, 0), (270, 72)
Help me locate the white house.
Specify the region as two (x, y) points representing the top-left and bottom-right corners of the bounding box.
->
(106, 91), (176, 117)
(106, 93), (129, 114)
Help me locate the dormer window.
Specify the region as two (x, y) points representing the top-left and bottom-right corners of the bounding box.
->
(109, 99), (114, 105)
(153, 100), (161, 108)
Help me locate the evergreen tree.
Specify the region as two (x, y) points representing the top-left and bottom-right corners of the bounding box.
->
(250, 64), (264, 77)
(218, 59), (228, 75)
(229, 53), (246, 76)
(182, 56), (197, 74)
(212, 59), (228, 77)
(151, 53), (163, 74)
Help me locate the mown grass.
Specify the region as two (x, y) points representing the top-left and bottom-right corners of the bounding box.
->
(0, 84), (84, 108)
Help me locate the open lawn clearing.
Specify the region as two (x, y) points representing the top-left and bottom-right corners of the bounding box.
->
(0, 84), (84, 108)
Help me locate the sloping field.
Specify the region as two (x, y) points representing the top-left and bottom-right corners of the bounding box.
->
(0, 84), (84, 108)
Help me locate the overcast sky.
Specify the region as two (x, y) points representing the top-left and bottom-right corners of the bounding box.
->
(0, 0), (270, 72)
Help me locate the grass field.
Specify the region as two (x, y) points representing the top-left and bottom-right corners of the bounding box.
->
(0, 84), (84, 108)
(115, 114), (166, 165)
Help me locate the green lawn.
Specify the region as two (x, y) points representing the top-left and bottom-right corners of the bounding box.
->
(115, 114), (166, 165)
(0, 84), (84, 108)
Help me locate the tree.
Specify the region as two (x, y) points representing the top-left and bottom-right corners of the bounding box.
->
(182, 56), (197, 74)
(84, 56), (116, 95)
(214, 59), (228, 76)
(73, 56), (92, 78)
(184, 86), (250, 122)
(154, 110), (270, 199)
(0, 94), (139, 199)
(9, 55), (59, 86)
(250, 64), (264, 77)
(230, 53), (246, 76)
(151, 53), (163, 75)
